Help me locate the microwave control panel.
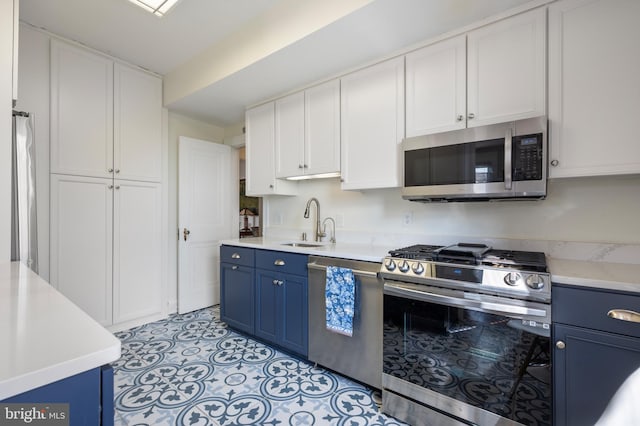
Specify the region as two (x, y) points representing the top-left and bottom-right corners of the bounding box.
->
(513, 133), (543, 181)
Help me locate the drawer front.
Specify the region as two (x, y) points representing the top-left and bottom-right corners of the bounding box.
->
(553, 285), (640, 338)
(220, 245), (255, 267)
(255, 249), (308, 276)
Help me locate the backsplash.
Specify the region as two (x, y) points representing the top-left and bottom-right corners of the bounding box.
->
(264, 174), (640, 264)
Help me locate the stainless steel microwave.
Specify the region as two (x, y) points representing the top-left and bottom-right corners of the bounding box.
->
(402, 117), (547, 202)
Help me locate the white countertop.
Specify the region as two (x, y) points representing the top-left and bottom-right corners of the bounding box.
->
(0, 262), (121, 400)
(548, 257), (640, 294)
(223, 238), (640, 294)
(221, 237), (391, 263)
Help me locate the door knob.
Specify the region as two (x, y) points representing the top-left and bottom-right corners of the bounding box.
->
(183, 228), (191, 241)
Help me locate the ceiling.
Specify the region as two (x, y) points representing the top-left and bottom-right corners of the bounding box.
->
(20, 0), (534, 127)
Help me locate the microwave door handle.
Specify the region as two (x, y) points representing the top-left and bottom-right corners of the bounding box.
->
(505, 128), (513, 190)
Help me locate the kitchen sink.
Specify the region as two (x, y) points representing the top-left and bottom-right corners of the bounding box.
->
(281, 242), (325, 248)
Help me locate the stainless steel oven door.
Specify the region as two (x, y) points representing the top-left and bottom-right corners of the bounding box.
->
(382, 280), (552, 426)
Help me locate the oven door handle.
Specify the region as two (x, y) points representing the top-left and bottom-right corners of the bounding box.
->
(384, 282), (548, 318)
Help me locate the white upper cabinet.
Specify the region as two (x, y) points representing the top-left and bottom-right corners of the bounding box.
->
(275, 80), (340, 178)
(341, 57), (404, 190)
(51, 40), (162, 183)
(467, 7), (546, 128)
(246, 102), (297, 196)
(548, 0), (640, 178)
(275, 91), (305, 178)
(406, 8), (546, 137)
(406, 35), (466, 137)
(51, 40), (114, 178)
(304, 80), (340, 176)
(467, 8), (547, 127)
(114, 64), (162, 182)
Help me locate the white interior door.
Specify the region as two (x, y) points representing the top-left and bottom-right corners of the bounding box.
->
(178, 137), (238, 314)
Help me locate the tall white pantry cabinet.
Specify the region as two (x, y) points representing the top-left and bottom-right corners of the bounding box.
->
(49, 39), (164, 329)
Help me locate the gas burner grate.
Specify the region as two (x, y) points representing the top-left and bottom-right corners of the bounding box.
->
(388, 244), (442, 260)
(483, 250), (548, 272)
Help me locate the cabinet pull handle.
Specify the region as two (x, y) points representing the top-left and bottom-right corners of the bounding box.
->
(183, 228), (190, 241)
(108, 184), (114, 189)
(231, 253), (241, 259)
(456, 115), (464, 122)
(550, 159), (559, 167)
(115, 169), (120, 174)
(556, 341), (565, 350)
(274, 259), (285, 266)
(108, 168), (114, 173)
(232, 266), (238, 270)
(468, 113), (475, 120)
(272, 279), (278, 285)
(608, 309), (640, 323)
(298, 164), (303, 169)
(278, 280), (283, 286)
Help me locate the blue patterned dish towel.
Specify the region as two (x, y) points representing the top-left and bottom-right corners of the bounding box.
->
(325, 266), (355, 336)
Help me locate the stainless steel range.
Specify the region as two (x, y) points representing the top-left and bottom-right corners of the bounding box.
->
(380, 243), (552, 426)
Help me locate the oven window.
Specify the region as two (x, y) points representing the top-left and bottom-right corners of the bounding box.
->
(405, 138), (505, 187)
(383, 294), (551, 425)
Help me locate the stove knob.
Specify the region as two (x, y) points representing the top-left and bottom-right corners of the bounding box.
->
(412, 262), (425, 275)
(398, 261), (410, 273)
(385, 259), (396, 272)
(526, 274), (545, 290)
(504, 272), (521, 286)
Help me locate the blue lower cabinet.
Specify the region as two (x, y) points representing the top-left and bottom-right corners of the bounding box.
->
(220, 246), (308, 358)
(2, 365), (114, 426)
(553, 285), (640, 426)
(220, 262), (255, 334)
(254, 249), (308, 357)
(255, 269), (308, 357)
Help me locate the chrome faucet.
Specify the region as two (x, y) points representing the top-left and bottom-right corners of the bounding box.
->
(322, 217), (336, 243)
(303, 197), (325, 242)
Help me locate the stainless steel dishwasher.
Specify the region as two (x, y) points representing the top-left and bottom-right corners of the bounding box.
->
(308, 255), (383, 389)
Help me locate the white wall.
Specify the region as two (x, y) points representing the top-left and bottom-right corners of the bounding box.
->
(0, 0), (15, 262)
(167, 112), (225, 312)
(266, 175), (640, 245)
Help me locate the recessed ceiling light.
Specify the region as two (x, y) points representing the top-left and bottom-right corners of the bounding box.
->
(127, 0), (181, 17)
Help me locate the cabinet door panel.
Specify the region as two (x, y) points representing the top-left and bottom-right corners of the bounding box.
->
(406, 35), (466, 137)
(246, 102), (297, 196)
(50, 175), (112, 326)
(275, 92), (305, 178)
(281, 275), (308, 356)
(50, 40), (113, 178)
(340, 57), (404, 190)
(305, 80), (340, 175)
(255, 270), (280, 344)
(554, 324), (640, 426)
(548, 0), (640, 177)
(220, 264), (255, 334)
(467, 8), (546, 127)
(113, 181), (162, 324)
(114, 64), (162, 182)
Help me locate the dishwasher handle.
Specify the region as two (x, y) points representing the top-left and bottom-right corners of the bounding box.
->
(307, 262), (379, 279)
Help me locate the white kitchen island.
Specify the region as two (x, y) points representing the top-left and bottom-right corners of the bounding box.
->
(0, 261), (121, 424)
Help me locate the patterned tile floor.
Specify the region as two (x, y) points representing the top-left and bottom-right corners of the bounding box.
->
(113, 306), (408, 426)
